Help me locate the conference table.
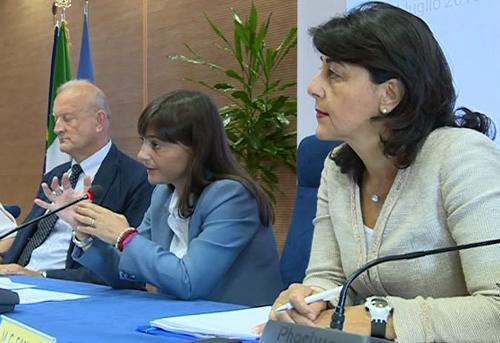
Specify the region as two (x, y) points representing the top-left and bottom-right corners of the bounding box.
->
(4, 275), (244, 342)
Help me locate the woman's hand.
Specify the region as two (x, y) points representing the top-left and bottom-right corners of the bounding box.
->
(271, 284), (327, 324)
(73, 203), (130, 245)
(342, 305), (372, 337)
(257, 290), (396, 340)
(254, 284), (327, 335)
(315, 305), (395, 340)
(34, 173), (92, 228)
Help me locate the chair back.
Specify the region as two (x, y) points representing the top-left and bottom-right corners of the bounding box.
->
(280, 135), (341, 287)
(3, 205), (21, 219)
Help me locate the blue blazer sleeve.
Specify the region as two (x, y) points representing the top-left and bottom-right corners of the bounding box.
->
(74, 180), (282, 304)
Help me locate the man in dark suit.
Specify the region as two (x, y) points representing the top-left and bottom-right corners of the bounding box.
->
(0, 80), (153, 283)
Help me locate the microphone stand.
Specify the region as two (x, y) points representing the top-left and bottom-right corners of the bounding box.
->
(330, 237), (500, 330)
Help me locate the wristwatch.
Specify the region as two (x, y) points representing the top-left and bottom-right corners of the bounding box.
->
(72, 230), (94, 249)
(365, 296), (392, 338)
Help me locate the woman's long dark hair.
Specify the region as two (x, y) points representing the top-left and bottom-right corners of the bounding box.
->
(310, 1), (495, 182)
(137, 89), (274, 225)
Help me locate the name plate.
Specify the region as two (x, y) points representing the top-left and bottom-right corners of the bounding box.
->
(0, 315), (56, 343)
(261, 320), (391, 343)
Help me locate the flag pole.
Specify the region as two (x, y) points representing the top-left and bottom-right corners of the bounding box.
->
(45, 0), (73, 173)
(52, 2), (58, 27)
(54, 0), (72, 22)
(77, 0), (95, 82)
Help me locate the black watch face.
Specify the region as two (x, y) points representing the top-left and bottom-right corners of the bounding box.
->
(371, 298), (389, 308)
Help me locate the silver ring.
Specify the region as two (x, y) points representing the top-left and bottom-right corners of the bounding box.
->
(90, 218), (95, 227)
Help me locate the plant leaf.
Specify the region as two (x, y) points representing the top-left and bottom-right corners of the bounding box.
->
(225, 69), (245, 84)
(205, 13), (232, 49)
(274, 27), (297, 68)
(231, 91), (254, 108)
(213, 83), (235, 90)
(169, 4), (298, 202)
(248, 2), (258, 48)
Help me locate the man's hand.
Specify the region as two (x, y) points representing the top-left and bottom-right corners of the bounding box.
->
(34, 173), (92, 228)
(0, 264), (43, 277)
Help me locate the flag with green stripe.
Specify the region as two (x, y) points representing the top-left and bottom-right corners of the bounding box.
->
(45, 20), (72, 173)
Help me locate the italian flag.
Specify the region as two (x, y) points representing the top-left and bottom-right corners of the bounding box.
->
(45, 20), (72, 173)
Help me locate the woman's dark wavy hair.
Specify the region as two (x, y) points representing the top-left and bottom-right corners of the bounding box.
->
(310, 1), (495, 182)
(137, 89), (274, 225)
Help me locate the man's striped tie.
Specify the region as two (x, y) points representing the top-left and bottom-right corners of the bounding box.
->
(17, 164), (83, 266)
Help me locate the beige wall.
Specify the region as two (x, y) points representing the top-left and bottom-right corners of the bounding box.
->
(0, 0), (296, 252)
(297, 0), (346, 141)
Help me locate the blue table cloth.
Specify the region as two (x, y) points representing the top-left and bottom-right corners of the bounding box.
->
(4, 276), (244, 342)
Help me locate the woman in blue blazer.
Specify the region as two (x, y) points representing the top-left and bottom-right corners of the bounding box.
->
(58, 90), (282, 306)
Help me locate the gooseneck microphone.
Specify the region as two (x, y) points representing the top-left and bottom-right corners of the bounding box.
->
(0, 185), (103, 241)
(330, 237), (500, 331)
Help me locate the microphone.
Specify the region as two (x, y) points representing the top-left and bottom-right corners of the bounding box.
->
(330, 237), (500, 331)
(0, 185), (103, 241)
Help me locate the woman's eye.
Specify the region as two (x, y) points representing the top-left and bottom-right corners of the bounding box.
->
(327, 69), (339, 79)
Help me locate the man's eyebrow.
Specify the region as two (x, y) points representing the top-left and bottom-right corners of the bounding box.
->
(54, 112), (72, 117)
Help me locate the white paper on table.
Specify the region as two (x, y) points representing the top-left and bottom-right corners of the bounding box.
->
(15, 288), (89, 304)
(0, 277), (35, 290)
(150, 305), (271, 340)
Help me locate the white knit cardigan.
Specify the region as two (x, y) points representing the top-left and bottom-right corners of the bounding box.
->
(304, 127), (500, 343)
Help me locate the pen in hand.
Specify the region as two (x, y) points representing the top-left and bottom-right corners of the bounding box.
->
(274, 285), (343, 312)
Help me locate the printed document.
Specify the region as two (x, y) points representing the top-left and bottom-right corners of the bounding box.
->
(15, 288), (89, 304)
(150, 306), (271, 339)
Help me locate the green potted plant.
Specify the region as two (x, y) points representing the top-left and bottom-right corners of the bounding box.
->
(170, 3), (297, 202)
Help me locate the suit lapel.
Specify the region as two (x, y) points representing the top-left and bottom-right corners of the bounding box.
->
(157, 193), (174, 246)
(90, 144), (118, 205)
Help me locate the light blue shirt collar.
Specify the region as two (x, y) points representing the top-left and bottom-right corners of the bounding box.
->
(69, 140), (112, 183)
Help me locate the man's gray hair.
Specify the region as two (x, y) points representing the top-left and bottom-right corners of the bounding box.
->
(57, 79), (111, 119)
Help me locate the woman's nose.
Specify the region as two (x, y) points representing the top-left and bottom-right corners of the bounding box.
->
(137, 144), (149, 162)
(307, 72), (324, 99)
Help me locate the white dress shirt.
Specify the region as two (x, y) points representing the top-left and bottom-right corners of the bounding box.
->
(26, 140), (112, 272)
(167, 190), (190, 258)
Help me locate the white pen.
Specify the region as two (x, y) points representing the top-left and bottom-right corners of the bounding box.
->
(275, 285), (343, 312)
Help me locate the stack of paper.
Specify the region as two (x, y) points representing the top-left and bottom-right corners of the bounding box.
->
(0, 277), (34, 290)
(150, 306), (271, 340)
(15, 288), (89, 304)
(0, 277), (88, 304)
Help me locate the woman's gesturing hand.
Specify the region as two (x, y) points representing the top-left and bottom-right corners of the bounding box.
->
(73, 203), (130, 244)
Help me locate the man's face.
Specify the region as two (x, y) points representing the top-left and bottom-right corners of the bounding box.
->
(53, 91), (101, 162)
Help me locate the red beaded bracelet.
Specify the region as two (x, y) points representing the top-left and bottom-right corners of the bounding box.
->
(119, 230), (138, 251)
(114, 228), (138, 252)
